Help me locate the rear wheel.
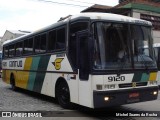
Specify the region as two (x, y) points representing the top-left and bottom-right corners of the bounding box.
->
(10, 74), (17, 91)
(56, 81), (72, 109)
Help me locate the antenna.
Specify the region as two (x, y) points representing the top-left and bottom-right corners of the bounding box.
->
(58, 15), (72, 22)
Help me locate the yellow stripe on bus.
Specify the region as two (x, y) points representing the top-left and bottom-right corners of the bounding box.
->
(24, 58), (32, 70)
(6, 70), (12, 84)
(149, 72), (157, 81)
(16, 58), (32, 89)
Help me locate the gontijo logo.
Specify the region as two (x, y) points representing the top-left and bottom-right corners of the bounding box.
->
(52, 58), (64, 70)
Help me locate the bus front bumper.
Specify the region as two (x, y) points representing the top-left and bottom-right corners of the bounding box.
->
(93, 86), (158, 108)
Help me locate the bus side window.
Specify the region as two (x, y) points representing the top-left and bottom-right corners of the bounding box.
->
(4, 47), (9, 58)
(34, 35), (41, 53)
(34, 34), (46, 53)
(40, 34), (47, 52)
(15, 42), (23, 56)
(56, 27), (66, 50)
(9, 44), (15, 57)
(69, 21), (89, 70)
(48, 30), (56, 51)
(24, 38), (33, 55)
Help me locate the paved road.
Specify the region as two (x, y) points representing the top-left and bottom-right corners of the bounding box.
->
(0, 79), (160, 120)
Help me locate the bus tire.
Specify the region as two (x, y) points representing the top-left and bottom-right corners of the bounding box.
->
(56, 81), (72, 109)
(10, 74), (17, 91)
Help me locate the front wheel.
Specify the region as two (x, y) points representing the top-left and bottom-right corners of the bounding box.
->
(56, 82), (72, 109)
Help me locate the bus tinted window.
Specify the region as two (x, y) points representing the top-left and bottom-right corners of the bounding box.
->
(4, 47), (9, 58)
(48, 30), (56, 51)
(24, 38), (33, 54)
(70, 22), (88, 33)
(56, 27), (65, 50)
(16, 42), (23, 56)
(34, 35), (41, 53)
(34, 34), (46, 53)
(9, 45), (15, 57)
(40, 34), (47, 52)
(69, 21), (89, 69)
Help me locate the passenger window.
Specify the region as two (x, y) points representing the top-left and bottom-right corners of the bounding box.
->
(15, 42), (23, 56)
(4, 47), (9, 58)
(48, 30), (56, 51)
(34, 35), (41, 53)
(40, 34), (47, 52)
(56, 27), (66, 50)
(34, 34), (46, 53)
(9, 45), (15, 57)
(24, 38), (33, 54)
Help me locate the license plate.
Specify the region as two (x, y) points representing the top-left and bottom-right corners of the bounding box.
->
(129, 92), (139, 98)
(127, 98), (139, 103)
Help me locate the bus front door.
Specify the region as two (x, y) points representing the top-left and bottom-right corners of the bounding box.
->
(76, 31), (90, 80)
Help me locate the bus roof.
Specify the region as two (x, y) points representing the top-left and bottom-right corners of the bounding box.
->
(71, 12), (151, 25)
(3, 12), (152, 46)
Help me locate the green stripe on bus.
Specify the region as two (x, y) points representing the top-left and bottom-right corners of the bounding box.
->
(33, 55), (51, 93)
(140, 73), (149, 82)
(132, 72), (143, 82)
(27, 57), (40, 91)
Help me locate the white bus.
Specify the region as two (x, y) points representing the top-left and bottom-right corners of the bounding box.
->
(2, 13), (158, 109)
(150, 43), (160, 87)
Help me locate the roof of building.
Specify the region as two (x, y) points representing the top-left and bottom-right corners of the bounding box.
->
(115, 0), (160, 13)
(9, 30), (31, 35)
(81, 0), (160, 14)
(81, 4), (111, 12)
(1, 30), (32, 44)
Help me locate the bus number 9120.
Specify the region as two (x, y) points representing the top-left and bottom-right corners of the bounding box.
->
(108, 76), (125, 82)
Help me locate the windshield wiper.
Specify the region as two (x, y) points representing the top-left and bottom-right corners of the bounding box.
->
(117, 55), (128, 76)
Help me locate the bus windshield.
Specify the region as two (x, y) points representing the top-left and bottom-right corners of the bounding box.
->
(93, 22), (156, 70)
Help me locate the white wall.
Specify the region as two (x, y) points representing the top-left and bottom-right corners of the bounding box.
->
(0, 31), (24, 50)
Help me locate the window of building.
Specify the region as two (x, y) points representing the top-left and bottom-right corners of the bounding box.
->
(141, 14), (160, 30)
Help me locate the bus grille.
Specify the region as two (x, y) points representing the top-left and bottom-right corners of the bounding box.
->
(119, 82), (147, 88)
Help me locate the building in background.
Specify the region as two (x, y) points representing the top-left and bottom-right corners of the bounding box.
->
(82, 4), (111, 12)
(119, 0), (160, 3)
(0, 30), (31, 50)
(81, 0), (160, 43)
